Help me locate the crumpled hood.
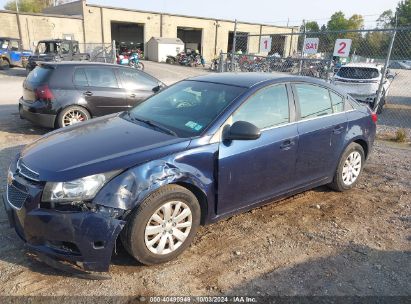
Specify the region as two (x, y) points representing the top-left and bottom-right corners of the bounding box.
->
(20, 114), (190, 182)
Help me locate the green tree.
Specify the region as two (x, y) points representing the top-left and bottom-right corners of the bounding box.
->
(3, 0), (65, 13)
(327, 11), (349, 31)
(377, 10), (394, 28)
(305, 21), (320, 32)
(395, 0), (411, 26)
(392, 0), (411, 59)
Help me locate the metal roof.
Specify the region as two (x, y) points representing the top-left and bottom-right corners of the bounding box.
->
(148, 37), (184, 44)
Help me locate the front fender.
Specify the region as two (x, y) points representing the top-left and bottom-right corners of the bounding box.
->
(92, 143), (218, 221)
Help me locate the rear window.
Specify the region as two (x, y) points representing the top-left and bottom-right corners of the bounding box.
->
(26, 66), (53, 84)
(337, 67), (379, 79)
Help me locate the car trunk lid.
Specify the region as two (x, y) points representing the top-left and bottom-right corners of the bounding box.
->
(23, 65), (54, 102)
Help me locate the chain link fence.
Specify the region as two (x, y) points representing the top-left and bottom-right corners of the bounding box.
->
(218, 27), (411, 133)
(78, 41), (116, 63)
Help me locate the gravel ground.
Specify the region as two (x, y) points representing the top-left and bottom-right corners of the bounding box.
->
(0, 63), (410, 299)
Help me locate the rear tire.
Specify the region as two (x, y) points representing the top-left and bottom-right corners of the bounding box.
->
(328, 143), (365, 192)
(121, 185), (201, 265)
(136, 62), (144, 70)
(57, 105), (90, 128)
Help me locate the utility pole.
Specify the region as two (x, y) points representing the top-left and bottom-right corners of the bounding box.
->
(298, 19), (306, 75)
(231, 19), (237, 72)
(375, 13), (397, 112)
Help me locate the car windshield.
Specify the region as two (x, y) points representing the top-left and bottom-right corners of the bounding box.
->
(337, 67), (379, 79)
(125, 80), (246, 138)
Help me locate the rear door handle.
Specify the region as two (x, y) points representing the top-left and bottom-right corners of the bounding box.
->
(129, 93), (136, 98)
(83, 91), (93, 96)
(333, 125), (344, 134)
(280, 139), (295, 150)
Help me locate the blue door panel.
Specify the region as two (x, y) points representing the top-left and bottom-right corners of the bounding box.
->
(217, 124), (298, 214)
(10, 51), (22, 64)
(295, 113), (347, 186)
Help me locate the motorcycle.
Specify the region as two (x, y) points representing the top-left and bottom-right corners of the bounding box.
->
(116, 52), (144, 70)
(128, 52), (144, 70)
(166, 55), (177, 64)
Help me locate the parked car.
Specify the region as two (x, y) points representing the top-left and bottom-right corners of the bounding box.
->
(26, 39), (90, 73)
(0, 37), (32, 69)
(19, 62), (165, 128)
(332, 63), (393, 113)
(388, 61), (411, 70)
(3, 73), (376, 274)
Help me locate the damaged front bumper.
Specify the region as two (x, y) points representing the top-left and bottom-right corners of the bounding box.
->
(2, 190), (125, 274)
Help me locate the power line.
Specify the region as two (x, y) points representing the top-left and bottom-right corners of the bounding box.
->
(260, 13), (382, 24)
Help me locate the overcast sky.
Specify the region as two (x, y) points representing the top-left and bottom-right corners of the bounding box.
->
(1, 0), (400, 27)
(90, 0), (399, 27)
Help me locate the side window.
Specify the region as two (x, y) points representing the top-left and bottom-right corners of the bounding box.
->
(61, 42), (70, 54)
(10, 40), (19, 51)
(330, 91), (344, 113)
(348, 96), (362, 110)
(84, 68), (119, 88)
(72, 44), (79, 54)
(119, 69), (158, 90)
(345, 98), (354, 110)
(295, 84), (332, 119)
(73, 69), (88, 86)
(232, 84), (289, 129)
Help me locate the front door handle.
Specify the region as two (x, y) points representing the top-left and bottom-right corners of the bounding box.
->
(280, 139), (295, 150)
(333, 125), (344, 134)
(83, 91), (93, 96)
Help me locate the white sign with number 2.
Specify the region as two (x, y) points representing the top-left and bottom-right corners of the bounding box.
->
(260, 36), (272, 52)
(333, 39), (352, 57)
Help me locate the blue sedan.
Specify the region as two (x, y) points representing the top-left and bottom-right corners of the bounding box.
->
(3, 73), (376, 273)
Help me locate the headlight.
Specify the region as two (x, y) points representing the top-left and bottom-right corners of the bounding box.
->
(42, 171), (119, 203)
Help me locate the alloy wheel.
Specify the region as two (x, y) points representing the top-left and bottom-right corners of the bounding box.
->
(342, 151), (362, 186)
(144, 201), (192, 255)
(63, 110), (87, 126)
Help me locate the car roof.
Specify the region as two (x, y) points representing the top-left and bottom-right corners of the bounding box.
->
(0, 37), (20, 40)
(187, 72), (297, 88)
(187, 72), (331, 88)
(342, 62), (382, 69)
(38, 39), (77, 43)
(40, 61), (118, 68)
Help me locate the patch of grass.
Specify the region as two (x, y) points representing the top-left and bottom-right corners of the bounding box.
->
(394, 129), (407, 143)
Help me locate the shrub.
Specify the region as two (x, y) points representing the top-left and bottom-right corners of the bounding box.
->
(394, 129), (407, 143)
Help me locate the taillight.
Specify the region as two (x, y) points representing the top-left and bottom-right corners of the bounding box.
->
(371, 112), (378, 123)
(35, 85), (54, 102)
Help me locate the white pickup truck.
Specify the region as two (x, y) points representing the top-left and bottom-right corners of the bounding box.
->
(332, 63), (393, 113)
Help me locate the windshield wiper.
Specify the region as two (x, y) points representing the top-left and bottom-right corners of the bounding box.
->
(124, 112), (177, 137)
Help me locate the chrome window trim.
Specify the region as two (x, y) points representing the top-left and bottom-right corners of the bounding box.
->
(210, 109), (355, 143)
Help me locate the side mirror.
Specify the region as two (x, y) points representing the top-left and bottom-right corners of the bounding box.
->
(386, 74), (395, 80)
(152, 82), (165, 92)
(223, 121), (261, 141)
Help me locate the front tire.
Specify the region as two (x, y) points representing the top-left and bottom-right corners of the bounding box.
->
(121, 185), (201, 265)
(328, 143), (365, 192)
(0, 58), (10, 70)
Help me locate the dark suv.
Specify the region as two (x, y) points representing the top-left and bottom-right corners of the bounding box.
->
(19, 62), (165, 128)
